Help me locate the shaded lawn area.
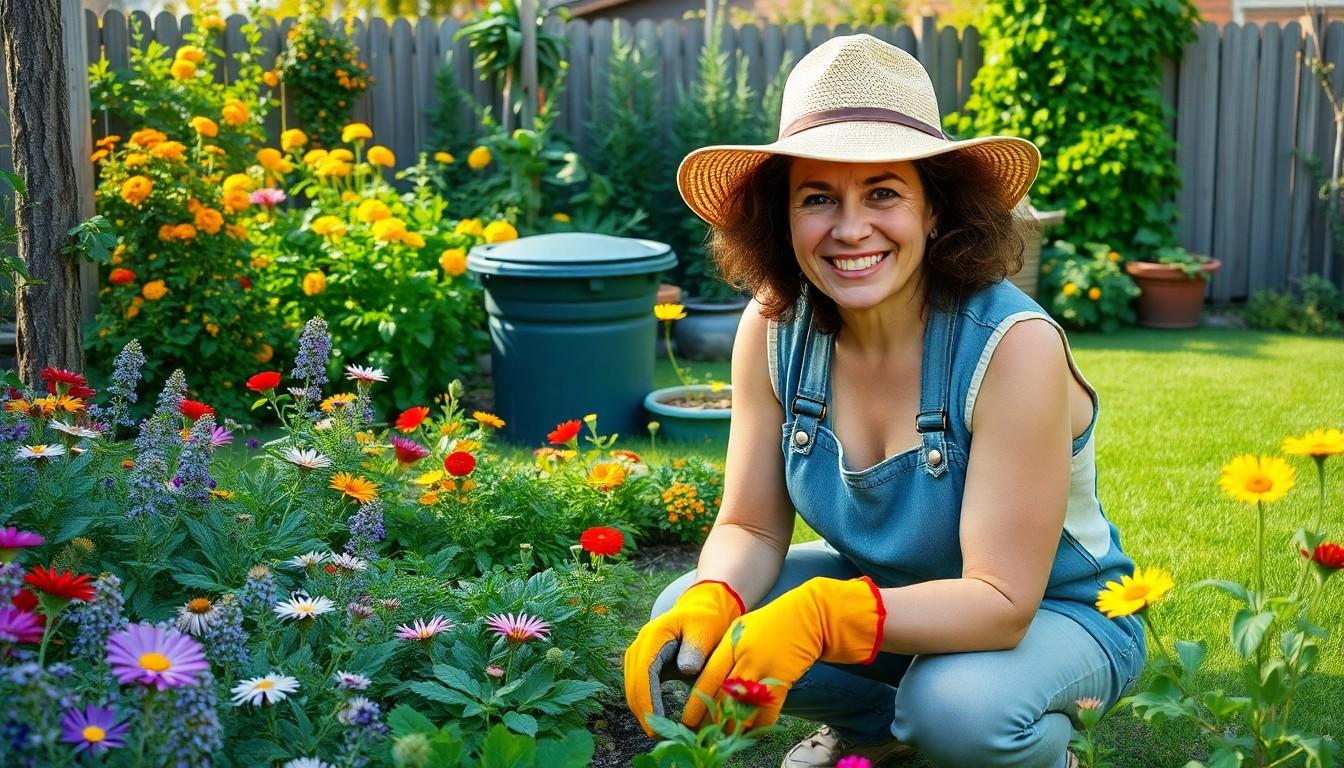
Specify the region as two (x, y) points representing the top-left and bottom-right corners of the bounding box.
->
(636, 328), (1344, 766)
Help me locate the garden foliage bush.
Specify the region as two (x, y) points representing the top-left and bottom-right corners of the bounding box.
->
(949, 0), (1199, 255)
(1246, 274), (1344, 335)
(277, 0), (371, 149)
(1037, 240), (1140, 332)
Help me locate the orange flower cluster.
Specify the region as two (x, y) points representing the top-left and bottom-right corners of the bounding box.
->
(662, 482), (706, 523)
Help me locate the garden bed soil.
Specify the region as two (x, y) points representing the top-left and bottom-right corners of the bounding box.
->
(659, 394), (732, 410)
(630, 540), (700, 575)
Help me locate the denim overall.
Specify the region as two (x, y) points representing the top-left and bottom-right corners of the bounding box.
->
(653, 281), (1145, 768)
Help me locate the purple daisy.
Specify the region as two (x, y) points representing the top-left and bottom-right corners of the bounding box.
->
(60, 704), (130, 755)
(208, 426), (233, 448)
(0, 527), (43, 563)
(484, 613), (551, 644)
(106, 623), (209, 690)
(0, 606), (44, 644)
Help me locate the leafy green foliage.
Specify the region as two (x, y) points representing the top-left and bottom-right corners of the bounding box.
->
(1246, 275), (1344, 335)
(1037, 240), (1140, 332)
(949, 0), (1198, 254)
(277, 0), (370, 149)
(455, 0), (569, 129)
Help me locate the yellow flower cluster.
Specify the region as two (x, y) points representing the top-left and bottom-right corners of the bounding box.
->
(170, 44), (206, 81)
(662, 482), (705, 523)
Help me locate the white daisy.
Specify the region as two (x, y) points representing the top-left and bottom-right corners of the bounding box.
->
(231, 673), (301, 706)
(274, 592), (336, 621)
(332, 670), (372, 690)
(49, 420), (101, 439)
(282, 447), (332, 470)
(327, 553), (368, 573)
(313, 418), (334, 432)
(287, 550), (330, 569)
(282, 759), (331, 768)
(175, 597), (223, 636)
(15, 444), (66, 461)
(344, 364), (388, 383)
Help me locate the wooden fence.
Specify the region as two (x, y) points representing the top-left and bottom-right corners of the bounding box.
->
(7, 11), (1344, 302)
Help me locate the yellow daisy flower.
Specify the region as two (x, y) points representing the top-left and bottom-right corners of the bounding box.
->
(586, 462), (626, 492)
(1219, 454), (1295, 505)
(414, 470), (444, 486)
(329, 472), (378, 503)
(1281, 428), (1344, 460)
(319, 393), (357, 413)
(1095, 566), (1174, 619)
(654, 303), (687, 321)
(473, 411), (505, 429)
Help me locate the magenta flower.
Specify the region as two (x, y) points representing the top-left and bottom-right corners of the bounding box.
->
(0, 527), (43, 563)
(484, 612), (551, 644)
(395, 615), (454, 641)
(249, 188), (287, 208)
(0, 606), (44, 644)
(106, 623), (209, 690)
(61, 704), (130, 755)
(836, 757), (873, 768)
(208, 426), (233, 448)
(390, 436), (430, 465)
(485, 664), (505, 678)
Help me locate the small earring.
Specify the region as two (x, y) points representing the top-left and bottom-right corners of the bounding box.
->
(928, 227), (939, 239)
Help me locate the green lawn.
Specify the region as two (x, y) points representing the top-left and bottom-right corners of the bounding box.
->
(641, 328), (1344, 766)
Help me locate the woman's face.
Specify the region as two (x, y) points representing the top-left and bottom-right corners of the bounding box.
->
(787, 158), (936, 314)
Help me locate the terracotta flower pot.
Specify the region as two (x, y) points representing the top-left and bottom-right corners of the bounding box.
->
(1123, 258), (1222, 329)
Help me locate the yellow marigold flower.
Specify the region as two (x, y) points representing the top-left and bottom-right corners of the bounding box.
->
(142, 279), (168, 301)
(400, 232), (425, 249)
(190, 116), (219, 137)
(119, 175), (153, 206)
(467, 145), (492, 169)
(370, 218), (407, 243)
(320, 393), (357, 413)
(473, 411), (504, 429)
(1087, 287), (1102, 301)
(256, 147), (292, 174)
(340, 190), (358, 203)
(303, 148), (329, 166)
(1220, 454), (1295, 505)
(123, 152), (149, 169)
(90, 148), (109, 164)
(329, 471), (378, 503)
(356, 199), (390, 223)
(262, 70), (280, 88)
(587, 462), (626, 492)
(221, 99), (249, 127)
(341, 122), (373, 143)
(302, 271), (327, 296)
(419, 491), (440, 506)
(1108, 251), (1121, 262)
(255, 343), (274, 363)
(453, 439), (481, 454)
(316, 158), (351, 178)
(96, 134), (120, 149)
(439, 422), (462, 437)
(454, 218), (483, 237)
(654, 303), (687, 321)
(366, 145), (395, 167)
(311, 215), (347, 237)
(1062, 282), (1080, 297)
(461, 479), (477, 492)
(176, 45), (206, 64)
(170, 58), (197, 80)
(2, 400), (29, 414)
(328, 148), (355, 162)
(1095, 566), (1174, 618)
(483, 220), (518, 243)
(194, 207), (223, 235)
(280, 128), (307, 151)
(1281, 428), (1344, 460)
(222, 173), (253, 194)
(415, 470), (444, 486)
(125, 304), (141, 319)
(439, 248), (467, 277)
(129, 128), (166, 148)
(551, 212), (571, 223)
(205, 322), (219, 337)
(434, 151), (455, 164)
(149, 141), (187, 161)
(219, 189), (248, 214)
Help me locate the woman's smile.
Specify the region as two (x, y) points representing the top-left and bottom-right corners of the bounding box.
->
(824, 250), (891, 279)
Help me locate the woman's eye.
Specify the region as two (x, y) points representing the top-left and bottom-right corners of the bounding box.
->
(872, 188), (898, 199)
(802, 194), (831, 206)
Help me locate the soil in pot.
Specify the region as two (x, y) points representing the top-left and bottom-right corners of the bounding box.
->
(659, 394), (732, 410)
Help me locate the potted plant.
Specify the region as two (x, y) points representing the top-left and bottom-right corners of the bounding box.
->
(1123, 246), (1222, 329)
(645, 303), (732, 443)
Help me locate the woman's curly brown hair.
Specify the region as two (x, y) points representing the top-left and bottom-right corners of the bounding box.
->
(707, 153), (1024, 334)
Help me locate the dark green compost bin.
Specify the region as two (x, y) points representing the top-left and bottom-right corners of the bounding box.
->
(467, 232), (677, 445)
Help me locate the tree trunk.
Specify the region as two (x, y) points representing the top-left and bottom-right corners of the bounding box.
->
(2, 0), (82, 385)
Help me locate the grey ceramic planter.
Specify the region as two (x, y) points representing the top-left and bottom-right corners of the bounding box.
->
(671, 297), (749, 362)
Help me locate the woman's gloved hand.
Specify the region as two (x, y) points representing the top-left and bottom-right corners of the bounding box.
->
(680, 576), (886, 731)
(624, 580), (746, 737)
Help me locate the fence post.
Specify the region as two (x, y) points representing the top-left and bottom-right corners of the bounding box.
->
(520, 0), (537, 127)
(63, 0), (97, 323)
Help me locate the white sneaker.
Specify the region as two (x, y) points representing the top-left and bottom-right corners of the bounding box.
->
(780, 725), (917, 768)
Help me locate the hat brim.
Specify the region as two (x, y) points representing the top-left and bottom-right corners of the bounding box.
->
(677, 121), (1041, 227)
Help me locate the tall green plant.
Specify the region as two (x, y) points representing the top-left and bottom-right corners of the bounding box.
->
(454, 0), (569, 131)
(278, 0), (370, 149)
(948, 1), (1198, 256)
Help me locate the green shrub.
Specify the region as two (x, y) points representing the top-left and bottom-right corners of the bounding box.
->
(277, 0), (370, 149)
(1246, 274), (1344, 335)
(1037, 240), (1140, 332)
(948, 0), (1198, 254)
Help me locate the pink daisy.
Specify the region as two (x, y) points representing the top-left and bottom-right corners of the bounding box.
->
(249, 188), (287, 208)
(484, 612), (551, 644)
(394, 615), (454, 641)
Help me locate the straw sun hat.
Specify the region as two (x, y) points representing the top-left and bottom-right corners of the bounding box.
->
(676, 33), (1041, 227)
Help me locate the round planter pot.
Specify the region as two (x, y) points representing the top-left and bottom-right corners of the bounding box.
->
(1124, 259), (1222, 329)
(672, 297), (750, 361)
(645, 385), (732, 444)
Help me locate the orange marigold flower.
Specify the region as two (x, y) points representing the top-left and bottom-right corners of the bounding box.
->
(439, 248), (467, 277)
(128, 128), (166, 148)
(170, 58), (196, 80)
(142, 280), (168, 301)
(119, 176), (153, 206)
(221, 99), (249, 127)
(586, 462), (626, 492)
(473, 411), (504, 429)
(108, 268), (136, 285)
(190, 116), (219, 138)
(367, 145), (395, 167)
(329, 472), (378, 503)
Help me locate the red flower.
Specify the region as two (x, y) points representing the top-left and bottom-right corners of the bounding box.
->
(548, 419), (582, 445)
(245, 371), (282, 393)
(722, 677), (774, 708)
(1309, 542), (1344, 571)
(40, 368), (88, 394)
(611, 449), (642, 463)
(238, 277), (252, 290)
(444, 451), (476, 477)
(23, 567), (95, 603)
(10, 589), (46, 627)
(108, 268), (136, 285)
(395, 406), (431, 433)
(579, 526), (624, 557)
(179, 399), (215, 421)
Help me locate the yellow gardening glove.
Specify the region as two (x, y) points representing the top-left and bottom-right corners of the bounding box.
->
(624, 580), (745, 737)
(680, 576), (886, 732)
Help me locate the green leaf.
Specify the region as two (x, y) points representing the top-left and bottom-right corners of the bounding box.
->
(1231, 608), (1274, 659)
(51, 516), (93, 544)
(407, 681), (474, 708)
(534, 730), (595, 768)
(646, 714), (697, 742)
(501, 710), (537, 736)
(1175, 639), (1206, 677)
(478, 723), (535, 768)
(433, 662), (487, 698)
(1191, 579), (1251, 605)
(1201, 690), (1251, 721)
(387, 704), (438, 736)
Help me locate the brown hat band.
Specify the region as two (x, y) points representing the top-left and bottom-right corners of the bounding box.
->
(780, 107), (949, 141)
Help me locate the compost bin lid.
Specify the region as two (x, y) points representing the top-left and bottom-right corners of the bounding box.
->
(467, 232), (676, 278)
